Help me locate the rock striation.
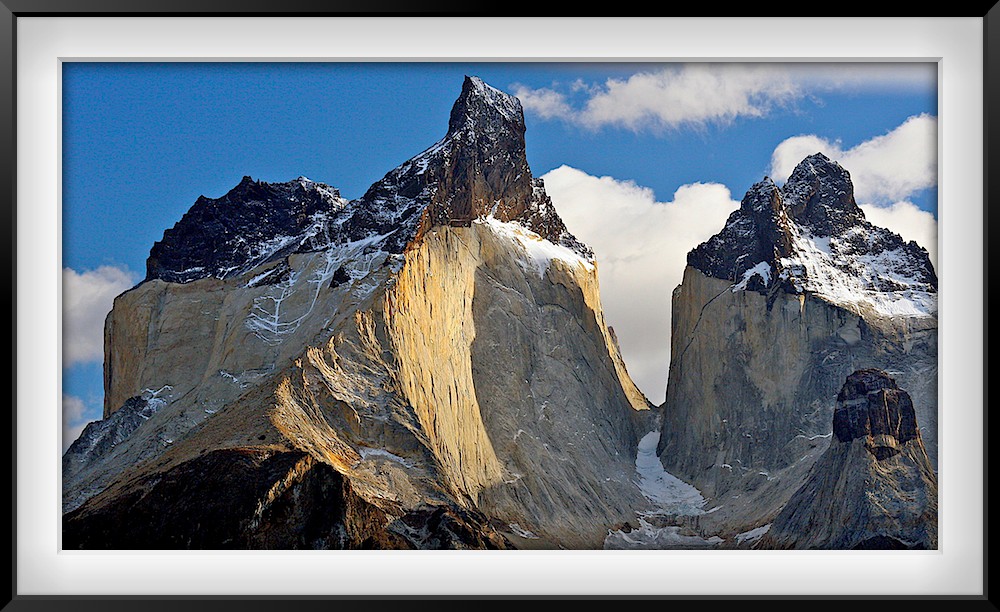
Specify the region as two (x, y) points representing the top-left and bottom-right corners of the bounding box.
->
(64, 76), (652, 550)
(657, 153), (938, 538)
(758, 369), (937, 549)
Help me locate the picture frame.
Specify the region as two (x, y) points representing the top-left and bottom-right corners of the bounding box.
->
(7, 6), (991, 603)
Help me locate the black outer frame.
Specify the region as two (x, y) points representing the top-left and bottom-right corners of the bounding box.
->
(1, 3), (993, 607)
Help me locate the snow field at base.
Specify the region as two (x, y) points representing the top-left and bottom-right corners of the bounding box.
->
(603, 431), (722, 549)
(633, 431), (707, 514)
(735, 523), (772, 545)
(478, 216), (595, 279)
(604, 521), (724, 550)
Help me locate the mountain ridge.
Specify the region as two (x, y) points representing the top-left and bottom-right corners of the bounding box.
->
(145, 76), (590, 286)
(688, 153), (937, 318)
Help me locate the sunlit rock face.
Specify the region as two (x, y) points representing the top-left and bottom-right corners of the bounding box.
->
(656, 154), (937, 538)
(758, 369), (937, 550)
(63, 76), (652, 550)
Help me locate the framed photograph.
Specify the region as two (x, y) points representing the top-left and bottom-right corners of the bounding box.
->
(11, 9), (988, 600)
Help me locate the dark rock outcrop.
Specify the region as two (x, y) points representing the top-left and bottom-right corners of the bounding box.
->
(63, 448), (512, 549)
(833, 368), (920, 459)
(146, 177), (345, 283)
(687, 153), (937, 301)
(758, 369), (937, 549)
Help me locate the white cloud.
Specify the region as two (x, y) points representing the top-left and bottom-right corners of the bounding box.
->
(514, 63), (935, 133)
(543, 166), (740, 403)
(769, 113), (937, 204)
(511, 84), (573, 120)
(786, 62), (936, 93)
(63, 394), (93, 451)
(519, 64), (800, 132)
(63, 265), (136, 367)
(860, 201), (938, 269)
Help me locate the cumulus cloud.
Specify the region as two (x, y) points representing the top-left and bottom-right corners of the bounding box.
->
(543, 166), (739, 403)
(63, 394), (93, 451)
(517, 64), (800, 132)
(63, 265), (136, 367)
(514, 63), (935, 133)
(513, 85), (574, 120)
(769, 113), (937, 204)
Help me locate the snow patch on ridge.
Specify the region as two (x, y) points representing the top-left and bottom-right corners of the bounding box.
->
(780, 227), (936, 318)
(357, 446), (413, 467)
(732, 261), (772, 292)
(479, 216), (595, 279)
(735, 523), (771, 545)
(508, 523), (539, 539)
(245, 232), (393, 345)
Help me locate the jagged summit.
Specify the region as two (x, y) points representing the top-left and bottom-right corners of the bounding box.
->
(145, 176), (346, 284)
(688, 152), (937, 318)
(145, 75), (590, 285)
(447, 75), (525, 139)
(781, 153), (866, 235)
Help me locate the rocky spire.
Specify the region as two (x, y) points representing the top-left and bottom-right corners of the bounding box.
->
(688, 177), (794, 292)
(446, 75), (526, 142)
(348, 75), (588, 255)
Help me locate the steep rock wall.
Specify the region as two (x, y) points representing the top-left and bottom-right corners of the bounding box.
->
(658, 266), (937, 531)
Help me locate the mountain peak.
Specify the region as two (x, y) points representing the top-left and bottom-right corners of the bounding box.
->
(357, 75), (586, 256)
(687, 152), (937, 316)
(781, 152), (864, 234)
(145, 76), (590, 284)
(447, 75), (525, 139)
(145, 176), (344, 283)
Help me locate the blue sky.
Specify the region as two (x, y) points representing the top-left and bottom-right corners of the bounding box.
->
(61, 61), (939, 446)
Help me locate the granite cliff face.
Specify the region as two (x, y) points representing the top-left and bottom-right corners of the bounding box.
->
(758, 369), (938, 549)
(656, 154), (938, 538)
(63, 76), (652, 549)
